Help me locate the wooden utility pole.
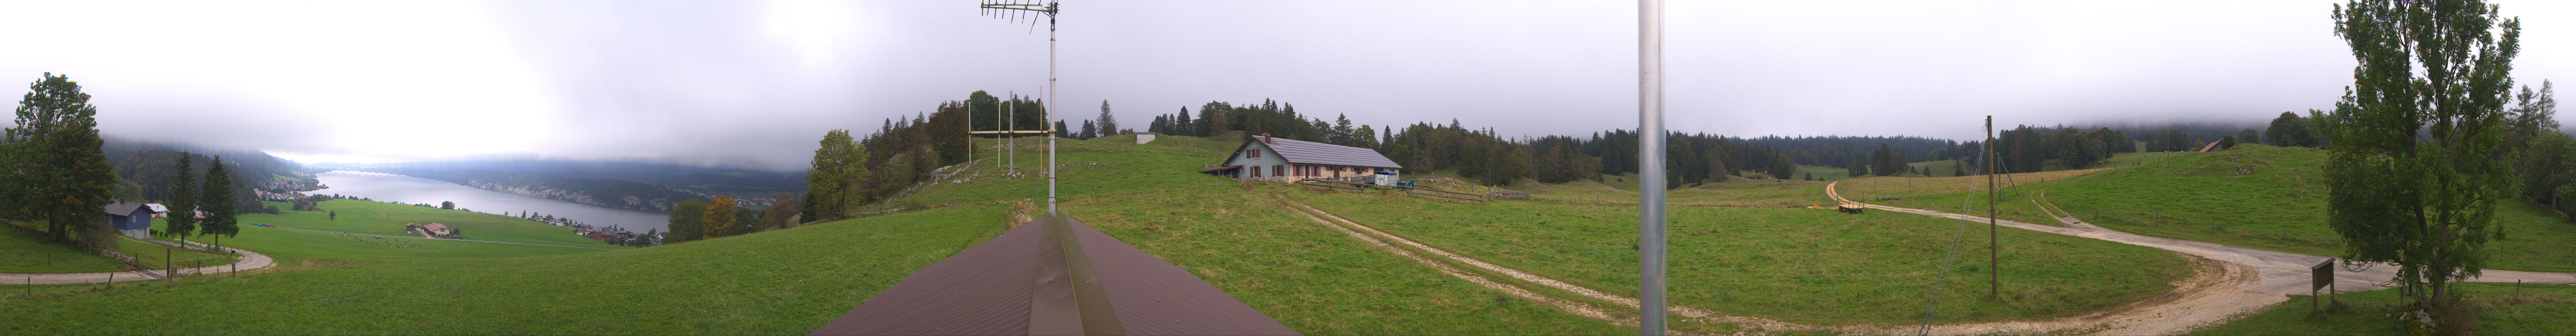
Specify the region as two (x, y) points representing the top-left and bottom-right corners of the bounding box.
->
(1985, 116), (2000, 300)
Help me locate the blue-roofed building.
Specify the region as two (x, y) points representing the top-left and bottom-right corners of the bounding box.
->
(1200, 134), (1403, 182)
(105, 201), (158, 239)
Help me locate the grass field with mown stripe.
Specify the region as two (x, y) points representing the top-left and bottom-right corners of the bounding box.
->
(1283, 188), (2192, 326)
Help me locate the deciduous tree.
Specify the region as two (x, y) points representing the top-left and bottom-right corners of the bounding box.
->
(803, 130), (867, 221)
(702, 196), (737, 239)
(5, 73), (118, 251)
(2323, 0), (2521, 329)
(666, 199), (706, 242)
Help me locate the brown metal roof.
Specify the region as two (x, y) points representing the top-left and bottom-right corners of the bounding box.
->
(811, 214), (1297, 336)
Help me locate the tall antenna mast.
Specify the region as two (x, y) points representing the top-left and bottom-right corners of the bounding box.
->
(970, 0), (1062, 213)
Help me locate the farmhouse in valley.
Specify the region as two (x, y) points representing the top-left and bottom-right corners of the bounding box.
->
(407, 223), (459, 239)
(105, 201), (161, 239)
(1199, 134), (1402, 182)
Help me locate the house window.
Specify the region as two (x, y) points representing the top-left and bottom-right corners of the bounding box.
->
(1273, 165), (1283, 177)
(1247, 148), (1260, 158)
(1250, 166), (1261, 178)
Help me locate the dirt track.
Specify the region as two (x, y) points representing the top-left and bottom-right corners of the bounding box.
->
(1823, 181), (2576, 334)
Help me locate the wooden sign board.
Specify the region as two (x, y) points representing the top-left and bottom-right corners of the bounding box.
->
(2312, 259), (2333, 290)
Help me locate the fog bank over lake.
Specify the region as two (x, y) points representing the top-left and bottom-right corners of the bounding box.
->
(305, 171), (670, 233)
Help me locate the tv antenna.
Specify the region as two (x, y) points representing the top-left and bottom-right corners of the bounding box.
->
(967, 0), (1062, 213)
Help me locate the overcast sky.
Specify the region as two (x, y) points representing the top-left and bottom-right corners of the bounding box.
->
(2, 1), (2569, 171)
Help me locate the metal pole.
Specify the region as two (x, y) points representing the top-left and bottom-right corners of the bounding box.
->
(1637, 1), (1666, 334)
(1046, 10), (1059, 214)
(1010, 91), (1017, 176)
(1986, 116), (1999, 299)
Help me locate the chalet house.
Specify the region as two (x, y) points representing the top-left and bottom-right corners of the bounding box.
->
(408, 223), (458, 238)
(1199, 134), (1403, 182)
(144, 203), (170, 219)
(105, 201), (160, 239)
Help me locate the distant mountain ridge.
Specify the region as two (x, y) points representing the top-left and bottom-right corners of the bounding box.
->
(102, 137), (315, 214)
(310, 159), (806, 198)
(354, 169), (702, 212)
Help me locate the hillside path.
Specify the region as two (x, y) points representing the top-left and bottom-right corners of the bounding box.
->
(3, 238), (275, 285)
(1823, 181), (2576, 333)
(259, 225), (617, 251)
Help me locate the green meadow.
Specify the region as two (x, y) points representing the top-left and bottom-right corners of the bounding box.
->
(2, 133), (1626, 335)
(0, 205), (1010, 334)
(1282, 188), (2192, 326)
(3, 222), (240, 274)
(2039, 144), (2576, 272)
(235, 199), (627, 249)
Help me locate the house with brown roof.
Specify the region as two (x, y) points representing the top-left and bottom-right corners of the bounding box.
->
(1199, 134), (1403, 182)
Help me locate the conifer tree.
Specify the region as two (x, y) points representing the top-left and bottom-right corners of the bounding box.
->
(166, 155), (198, 244)
(1095, 100), (1118, 136)
(1173, 107), (1193, 136)
(199, 156), (238, 248)
(1847, 159), (1868, 178)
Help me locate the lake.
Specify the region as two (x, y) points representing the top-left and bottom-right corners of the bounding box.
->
(304, 170), (671, 233)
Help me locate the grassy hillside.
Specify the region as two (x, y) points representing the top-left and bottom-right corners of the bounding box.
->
(869, 133), (1245, 211)
(0, 226), (130, 273)
(143, 201), (615, 263)
(2189, 283), (2576, 335)
(3, 223), (242, 274)
(1842, 168), (2111, 226)
(1284, 189), (2191, 326)
(2042, 144), (2576, 272)
(0, 205), (1012, 334)
(240, 199), (629, 249)
(4, 133), (1626, 335)
(1532, 175), (1832, 208)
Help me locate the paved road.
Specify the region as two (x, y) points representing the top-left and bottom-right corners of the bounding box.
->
(1824, 181), (2576, 295)
(259, 225), (617, 251)
(3, 238), (275, 285)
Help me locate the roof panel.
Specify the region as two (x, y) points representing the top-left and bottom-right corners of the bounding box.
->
(1260, 137), (1403, 169)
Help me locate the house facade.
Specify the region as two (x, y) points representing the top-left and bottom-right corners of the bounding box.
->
(409, 222), (458, 238)
(105, 201), (159, 239)
(1200, 134), (1403, 182)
